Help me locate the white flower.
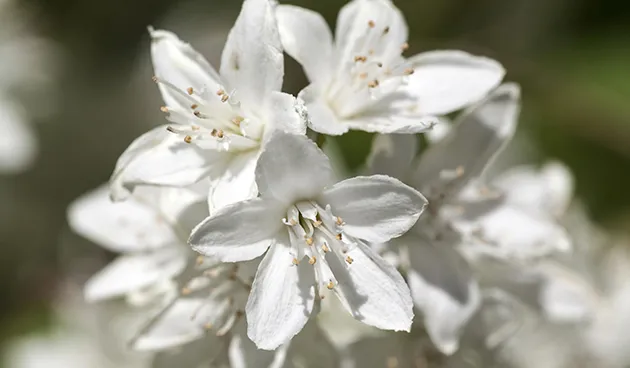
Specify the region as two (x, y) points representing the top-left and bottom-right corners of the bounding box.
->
(0, 97), (37, 173)
(110, 0), (306, 210)
(189, 132), (427, 350)
(365, 84), (571, 355)
(67, 184), (207, 304)
(276, 0), (504, 135)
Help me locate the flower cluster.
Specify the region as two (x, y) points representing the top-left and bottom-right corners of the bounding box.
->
(66, 0), (584, 367)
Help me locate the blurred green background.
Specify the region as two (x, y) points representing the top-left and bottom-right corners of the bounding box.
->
(1, 0), (630, 353)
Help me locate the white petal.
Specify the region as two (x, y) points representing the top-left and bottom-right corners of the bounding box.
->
(405, 235), (480, 354)
(152, 337), (223, 368)
(342, 112), (438, 134)
(335, 0), (407, 66)
(262, 91), (308, 143)
(493, 161), (574, 217)
(189, 198), (284, 262)
(209, 151), (258, 211)
(246, 238), (316, 350)
(276, 5), (334, 83)
(149, 28), (222, 109)
(68, 185), (199, 252)
(0, 97), (37, 173)
(84, 247), (187, 302)
(453, 204), (571, 260)
(319, 175), (427, 243)
(229, 327), (287, 368)
(256, 132), (334, 204)
(366, 134), (417, 179)
(220, 0), (283, 107)
(405, 50), (505, 115)
(298, 84), (349, 136)
(411, 84), (520, 196)
(326, 241), (413, 331)
(110, 125), (227, 201)
(133, 298), (226, 351)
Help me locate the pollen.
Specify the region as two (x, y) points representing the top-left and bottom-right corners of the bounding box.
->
(383, 26), (390, 34)
(221, 94), (229, 103)
(216, 130), (224, 138)
(401, 42), (409, 51)
(187, 87), (194, 95)
(210, 129), (218, 137)
(335, 216), (344, 225)
(160, 106), (169, 113)
(327, 281), (334, 290)
(184, 135), (192, 143)
(190, 103), (198, 109)
(292, 257), (300, 266)
(194, 111), (202, 117)
(368, 79), (380, 88)
(309, 256), (317, 265)
(368, 20), (375, 28)
(322, 244), (330, 253)
(354, 55), (367, 63)
(346, 256), (354, 264)
(335, 233), (343, 241)
(305, 237), (314, 245)
(216, 89), (225, 96)
(313, 220), (322, 227)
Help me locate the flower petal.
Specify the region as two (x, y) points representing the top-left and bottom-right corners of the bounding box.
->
(405, 50), (505, 115)
(276, 5), (334, 84)
(366, 134), (417, 179)
(209, 150), (259, 211)
(404, 234), (481, 354)
(410, 83), (520, 196)
(152, 337), (223, 368)
(256, 132), (334, 204)
(298, 84), (349, 136)
(189, 197), (284, 262)
(0, 97), (37, 173)
(229, 325), (287, 368)
(246, 237), (316, 350)
(319, 175), (427, 243)
(262, 91), (308, 143)
(326, 241), (413, 332)
(220, 0), (283, 108)
(110, 125), (228, 201)
(149, 28), (222, 110)
(84, 247), (187, 302)
(335, 0), (407, 68)
(133, 298), (227, 351)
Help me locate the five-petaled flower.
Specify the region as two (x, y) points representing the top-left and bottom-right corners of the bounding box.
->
(189, 132), (427, 350)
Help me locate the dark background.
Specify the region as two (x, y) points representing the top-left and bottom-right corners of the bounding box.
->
(2, 0), (630, 353)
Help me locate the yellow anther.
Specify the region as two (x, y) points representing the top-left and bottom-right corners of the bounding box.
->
(354, 55), (367, 63)
(368, 20), (375, 28)
(335, 233), (343, 241)
(346, 256), (354, 264)
(401, 42), (409, 51)
(232, 116), (244, 126)
(292, 258), (300, 265)
(368, 79), (380, 88)
(322, 244), (330, 253)
(187, 87), (194, 95)
(327, 281), (334, 290)
(309, 256), (317, 265)
(216, 89), (225, 96)
(336, 216), (344, 225)
(305, 237), (314, 245)
(221, 94), (229, 103)
(313, 220), (322, 227)
(160, 106), (169, 113)
(191, 103), (198, 109)
(194, 111), (202, 117)
(210, 129), (218, 136)
(192, 125), (200, 131)
(184, 135), (192, 143)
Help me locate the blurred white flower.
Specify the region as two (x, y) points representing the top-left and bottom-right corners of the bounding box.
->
(67, 185), (207, 304)
(276, 0), (504, 135)
(365, 84), (572, 355)
(110, 0), (306, 211)
(190, 132), (426, 350)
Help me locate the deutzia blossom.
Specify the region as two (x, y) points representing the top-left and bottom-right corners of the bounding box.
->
(365, 84), (570, 355)
(276, 0), (504, 135)
(189, 132), (427, 350)
(110, 0), (306, 210)
(67, 184), (206, 304)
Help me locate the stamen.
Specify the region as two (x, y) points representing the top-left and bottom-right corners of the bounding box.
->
(203, 323), (213, 330)
(216, 89), (225, 96)
(404, 68), (415, 75)
(346, 256), (354, 264)
(383, 26), (390, 34)
(187, 87), (194, 95)
(231, 116), (244, 126)
(313, 220), (322, 227)
(335, 233), (343, 241)
(190, 103), (198, 109)
(335, 216), (344, 226)
(327, 281), (334, 290)
(401, 42), (409, 51)
(290, 218), (298, 226)
(368, 79), (380, 88)
(305, 236), (314, 245)
(221, 94), (229, 103)
(184, 135), (192, 143)
(309, 256), (317, 265)
(368, 20), (375, 28)
(192, 125), (200, 131)
(354, 55), (368, 63)
(322, 244), (330, 253)
(359, 72), (369, 79)
(376, 62), (383, 68)
(292, 257), (300, 266)
(160, 106), (169, 113)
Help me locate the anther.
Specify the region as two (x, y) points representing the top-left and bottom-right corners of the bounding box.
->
(336, 216), (344, 225)
(292, 258), (300, 266)
(327, 281), (334, 290)
(166, 126), (176, 133)
(216, 130), (224, 138)
(305, 237), (314, 245)
(194, 111), (202, 117)
(221, 94), (229, 103)
(404, 68), (415, 75)
(368, 20), (375, 28)
(232, 116), (244, 126)
(190, 103), (198, 109)
(322, 244), (330, 253)
(160, 106), (169, 113)
(187, 87), (194, 95)
(368, 79), (380, 88)
(309, 256), (317, 265)
(359, 72), (368, 79)
(192, 125), (200, 131)
(216, 89), (225, 96)
(203, 323), (213, 330)
(151, 75), (159, 83)
(401, 42), (409, 51)
(346, 256), (354, 264)
(377, 62), (383, 67)
(184, 135), (192, 143)
(289, 218), (298, 226)
(383, 26), (390, 34)
(335, 233), (343, 241)
(354, 55), (367, 63)
(210, 129), (218, 136)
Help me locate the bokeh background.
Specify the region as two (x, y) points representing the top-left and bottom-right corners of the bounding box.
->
(1, 0), (630, 363)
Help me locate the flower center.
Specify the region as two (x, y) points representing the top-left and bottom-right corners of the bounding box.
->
(153, 76), (262, 151)
(328, 20), (414, 118)
(282, 201), (358, 297)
